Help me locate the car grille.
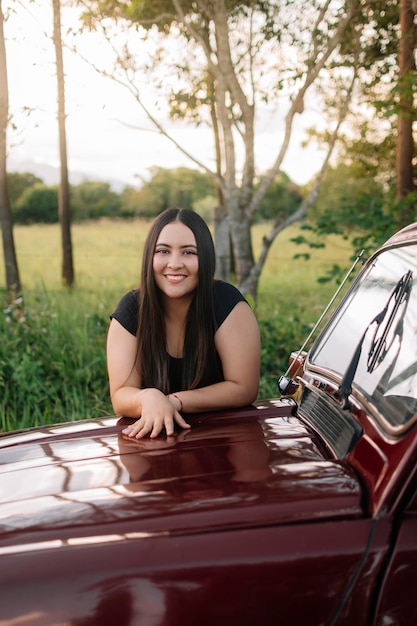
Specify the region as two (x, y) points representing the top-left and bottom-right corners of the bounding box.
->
(297, 384), (362, 459)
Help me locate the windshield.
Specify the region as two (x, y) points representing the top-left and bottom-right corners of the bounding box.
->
(309, 243), (417, 432)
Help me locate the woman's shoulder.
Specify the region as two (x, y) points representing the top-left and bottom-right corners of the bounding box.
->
(213, 279), (246, 300)
(213, 280), (247, 328)
(110, 289), (139, 336)
(113, 289), (139, 313)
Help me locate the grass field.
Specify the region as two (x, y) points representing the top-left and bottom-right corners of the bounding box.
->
(0, 219), (355, 431)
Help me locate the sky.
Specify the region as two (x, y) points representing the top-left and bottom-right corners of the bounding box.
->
(4, 1), (324, 190)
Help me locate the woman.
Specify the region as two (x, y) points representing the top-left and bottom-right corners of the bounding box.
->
(107, 208), (261, 439)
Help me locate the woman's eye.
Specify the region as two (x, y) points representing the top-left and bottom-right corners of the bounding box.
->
(155, 248), (197, 255)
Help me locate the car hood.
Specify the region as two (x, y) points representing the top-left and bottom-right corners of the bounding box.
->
(0, 402), (363, 550)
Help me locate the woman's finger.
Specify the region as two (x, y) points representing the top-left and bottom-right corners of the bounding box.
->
(174, 412), (191, 430)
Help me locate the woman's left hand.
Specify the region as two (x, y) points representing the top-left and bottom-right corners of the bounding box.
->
(122, 389), (190, 439)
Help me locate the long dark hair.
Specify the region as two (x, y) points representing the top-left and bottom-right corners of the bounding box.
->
(137, 208), (220, 393)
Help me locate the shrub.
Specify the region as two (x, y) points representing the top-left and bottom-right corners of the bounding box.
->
(14, 184), (59, 224)
(0, 291), (113, 431)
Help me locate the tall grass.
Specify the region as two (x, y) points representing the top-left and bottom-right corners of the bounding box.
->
(0, 219), (354, 431)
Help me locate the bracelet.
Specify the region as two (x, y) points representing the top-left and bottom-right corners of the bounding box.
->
(171, 393), (183, 412)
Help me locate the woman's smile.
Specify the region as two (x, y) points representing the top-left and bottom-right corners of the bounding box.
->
(165, 273), (188, 283)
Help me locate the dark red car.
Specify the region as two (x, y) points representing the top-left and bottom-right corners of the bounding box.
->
(1, 223), (417, 626)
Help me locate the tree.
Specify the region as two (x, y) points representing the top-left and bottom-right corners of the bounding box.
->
(70, 180), (122, 220)
(14, 184), (58, 224)
(396, 0), (415, 225)
(255, 173), (303, 223)
(309, 164), (384, 227)
(0, 1), (21, 299)
(122, 167), (216, 218)
(297, 0), (416, 257)
(7, 171), (43, 206)
(52, 0), (74, 286)
(73, 0), (362, 299)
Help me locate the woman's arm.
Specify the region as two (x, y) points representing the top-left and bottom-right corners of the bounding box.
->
(173, 301), (261, 413)
(106, 319), (190, 438)
(107, 300), (260, 437)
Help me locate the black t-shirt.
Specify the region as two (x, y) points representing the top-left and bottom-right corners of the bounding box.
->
(110, 280), (247, 391)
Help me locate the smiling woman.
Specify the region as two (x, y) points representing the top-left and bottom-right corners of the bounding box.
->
(106, 208), (261, 440)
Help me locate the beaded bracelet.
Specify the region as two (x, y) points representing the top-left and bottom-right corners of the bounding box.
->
(171, 393), (183, 412)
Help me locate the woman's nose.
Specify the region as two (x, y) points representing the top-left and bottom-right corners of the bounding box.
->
(167, 252), (184, 268)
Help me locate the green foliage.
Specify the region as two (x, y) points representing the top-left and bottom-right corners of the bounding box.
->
(120, 186), (143, 218)
(0, 290), (112, 431)
(7, 171), (43, 206)
(81, 0), (264, 32)
(7, 166), (305, 227)
(258, 312), (310, 398)
(340, 127), (396, 187)
(70, 180), (123, 221)
(124, 167), (217, 218)
(14, 184), (59, 224)
(7, 167), (218, 223)
(168, 73), (214, 125)
(294, 162), (405, 269)
(309, 163), (385, 226)
(193, 194), (217, 223)
(306, 164), (389, 255)
(256, 172), (303, 222)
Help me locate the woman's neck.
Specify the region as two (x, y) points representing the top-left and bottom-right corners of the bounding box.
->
(162, 292), (192, 322)
(163, 294), (192, 358)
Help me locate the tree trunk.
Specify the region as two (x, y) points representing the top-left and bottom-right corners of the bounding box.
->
(214, 206), (231, 281)
(52, 0), (74, 287)
(209, 76), (231, 281)
(396, 0), (415, 227)
(0, 2), (21, 298)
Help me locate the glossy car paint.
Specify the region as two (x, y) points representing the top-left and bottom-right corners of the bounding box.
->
(374, 487), (417, 625)
(0, 403), (369, 625)
(1, 224), (417, 625)
(0, 405), (362, 539)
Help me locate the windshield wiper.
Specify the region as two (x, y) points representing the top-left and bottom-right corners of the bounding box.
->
(335, 270), (413, 409)
(367, 270), (412, 373)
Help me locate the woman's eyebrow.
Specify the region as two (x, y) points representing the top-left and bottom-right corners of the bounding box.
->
(156, 242), (198, 249)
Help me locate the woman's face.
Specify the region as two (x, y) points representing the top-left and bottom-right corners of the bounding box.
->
(153, 222), (199, 300)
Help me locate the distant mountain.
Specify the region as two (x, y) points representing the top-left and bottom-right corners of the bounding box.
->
(7, 158), (128, 192)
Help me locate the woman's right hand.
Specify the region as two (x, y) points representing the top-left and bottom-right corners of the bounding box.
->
(122, 388), (191, 439)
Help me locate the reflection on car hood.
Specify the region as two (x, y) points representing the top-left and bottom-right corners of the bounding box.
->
(0, 403), (363, 549)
